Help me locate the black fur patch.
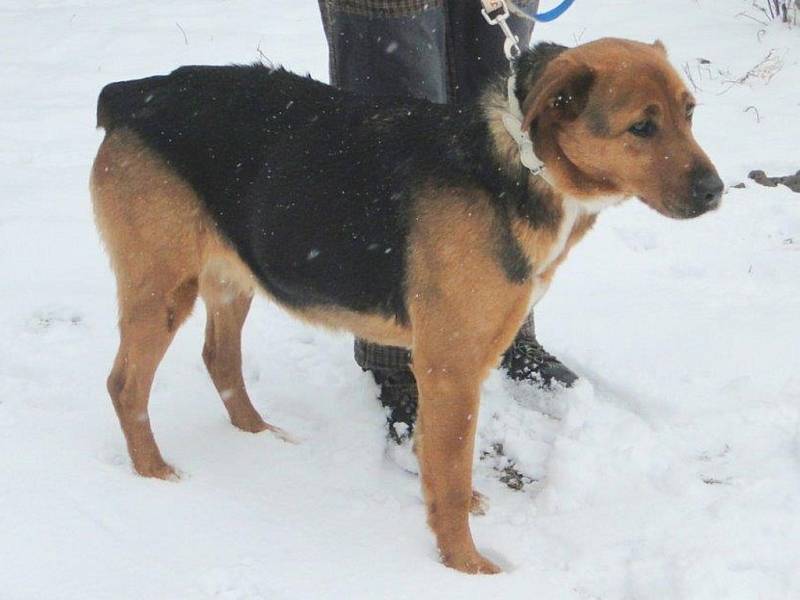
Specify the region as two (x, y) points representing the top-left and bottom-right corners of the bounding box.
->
(512, 42), (568, 107)
(97, 63), (557, 321)
(584, 104), (611, 136)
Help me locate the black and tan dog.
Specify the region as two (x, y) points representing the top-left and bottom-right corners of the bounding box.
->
(91, 38), (722, 573)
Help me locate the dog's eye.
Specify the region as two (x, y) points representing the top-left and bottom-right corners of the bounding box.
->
(686, 104), (695, 121)
(628, 120), (657, 138)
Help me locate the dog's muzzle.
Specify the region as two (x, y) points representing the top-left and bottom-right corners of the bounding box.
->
(690, 169), (724, 213)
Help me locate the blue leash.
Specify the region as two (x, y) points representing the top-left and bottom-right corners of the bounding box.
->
(518, 0), (576, 22)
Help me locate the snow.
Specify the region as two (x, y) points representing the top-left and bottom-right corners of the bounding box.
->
(1, 0), (799, 598)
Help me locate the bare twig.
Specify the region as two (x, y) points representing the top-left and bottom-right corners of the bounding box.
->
(751, 0), (772, 18)
(749, 0), (798, 25)
(718, 48), (783, 94)
(744, 105), (761, 122)
(683, 62), (701, 92)
(736, 11), (771, 26)
(256, 41), (273, 65)
(176, 22), (188, 45)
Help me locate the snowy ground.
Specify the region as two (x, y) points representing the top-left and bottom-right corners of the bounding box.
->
(1, 1), (799, 598)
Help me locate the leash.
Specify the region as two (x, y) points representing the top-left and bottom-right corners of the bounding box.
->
(511, 0), (576, 22)
(480, 0), (562, 182)
(481, 0), (576, 31)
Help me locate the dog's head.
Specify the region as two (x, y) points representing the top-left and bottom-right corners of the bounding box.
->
(514, 38), (722, 218)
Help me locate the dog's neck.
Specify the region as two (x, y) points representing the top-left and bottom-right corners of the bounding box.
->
(475, 82), (564, 225)
(478, 81), (624, 221)
(472, 81), (626, 283)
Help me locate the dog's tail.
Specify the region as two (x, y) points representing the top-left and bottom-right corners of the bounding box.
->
(96, 74), (172, 130)
(96, 82), (120, 130)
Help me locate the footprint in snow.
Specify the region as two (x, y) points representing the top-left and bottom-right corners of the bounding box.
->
(27, 306), (84, 332)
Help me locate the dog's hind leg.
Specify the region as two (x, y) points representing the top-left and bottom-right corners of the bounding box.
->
(199, 263), (292, 441)
(107, 275), (199, 479)
(199, 268), (268, 433)
(92, 129), (205, 479)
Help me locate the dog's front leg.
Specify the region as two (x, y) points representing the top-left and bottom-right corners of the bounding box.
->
(412, 347), (499, 574)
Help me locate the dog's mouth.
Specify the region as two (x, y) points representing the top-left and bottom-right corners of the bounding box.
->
(668, 196), (721, 220)
(640, 195), (721, 220)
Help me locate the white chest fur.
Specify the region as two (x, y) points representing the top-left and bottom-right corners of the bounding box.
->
(536, 198), (582, 276)
(528, 194), (625, 307)
(535, 194), (624, 276)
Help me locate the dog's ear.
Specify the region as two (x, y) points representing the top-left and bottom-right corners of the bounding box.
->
(652, 39), (667, 56)
(513, 42), (568, 102)
(520, 56), (595, 132)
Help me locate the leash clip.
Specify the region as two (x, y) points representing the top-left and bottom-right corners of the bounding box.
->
(480, 0), (521, 62)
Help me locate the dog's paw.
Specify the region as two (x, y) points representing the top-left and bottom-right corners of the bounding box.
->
(442, 550), (502, 575)
(134, 460), (180, 481)
(231, 415), (272, 434)
(470, 489), (489, 515)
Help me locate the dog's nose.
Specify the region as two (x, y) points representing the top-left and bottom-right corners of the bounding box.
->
(691, 170), (724, 208)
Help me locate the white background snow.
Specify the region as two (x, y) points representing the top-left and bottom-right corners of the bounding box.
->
(1, 0), (799, 598)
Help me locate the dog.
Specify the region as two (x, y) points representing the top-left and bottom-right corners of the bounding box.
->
(90, 38), (722, 574)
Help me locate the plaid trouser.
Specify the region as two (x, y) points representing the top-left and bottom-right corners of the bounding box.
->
(318, 0), (537, 371)
(318, 0), (535, 104)
(320, 0), (444, 18)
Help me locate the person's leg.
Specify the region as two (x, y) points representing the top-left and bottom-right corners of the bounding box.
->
(443, 0), (533, 104)
(353, 339), (416, 442)
(318, 0), (447, 101)
(319, 0), (450, 443)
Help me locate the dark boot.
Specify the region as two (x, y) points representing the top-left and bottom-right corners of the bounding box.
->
(500, 313), (578, 388)
(372, 368), (418, 444)
(354, 339), (418, 442)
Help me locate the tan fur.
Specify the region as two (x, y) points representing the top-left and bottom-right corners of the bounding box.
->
(302, 307), (411, 348)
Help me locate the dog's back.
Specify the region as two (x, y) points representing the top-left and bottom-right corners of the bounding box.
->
(96, 65), (331, 212)
(94, 64), (446, 321)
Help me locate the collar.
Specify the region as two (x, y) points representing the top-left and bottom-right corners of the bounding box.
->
(501, 75), (552, 185)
